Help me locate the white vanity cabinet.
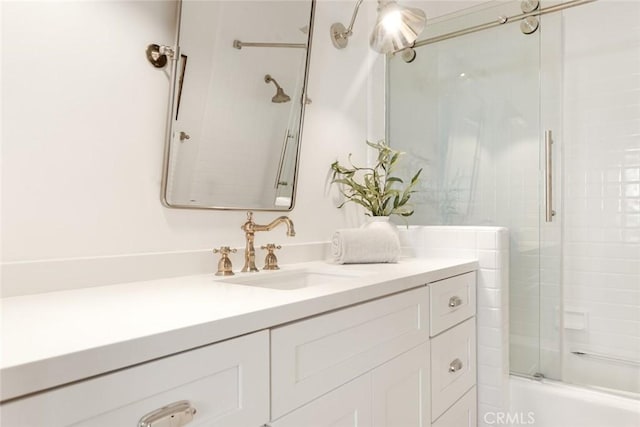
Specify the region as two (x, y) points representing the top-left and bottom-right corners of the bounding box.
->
(269, 372), (373, 427)
(271, 343), (430, 427)
(429, 272), (478, 427)
(0, 331), (270, 427)
(372, 342), (430, 427)
(1, 265), (478, 427)
(270, 286), (430, 420)
(270, 286), (431, 427)
(269, 272), (477, 427)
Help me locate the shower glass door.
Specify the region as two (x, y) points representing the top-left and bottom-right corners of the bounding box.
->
(387, 0), (561, 379)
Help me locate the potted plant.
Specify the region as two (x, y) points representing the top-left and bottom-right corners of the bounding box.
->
(330, 140), (422, 219)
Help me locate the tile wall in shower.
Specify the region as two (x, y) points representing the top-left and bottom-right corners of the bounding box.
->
(561, 0), (640, 394)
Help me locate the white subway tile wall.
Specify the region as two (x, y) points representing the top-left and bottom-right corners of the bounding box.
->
(561, 0), (640, 394)
(399, 225), (510, 427)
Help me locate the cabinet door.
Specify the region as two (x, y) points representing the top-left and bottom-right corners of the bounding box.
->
(372, 343), (430, 427)
(1, 331), (269, 427)
(432, 387), (477, 427)
(270, 374), (372, 427)
(271, 286), (429, 419)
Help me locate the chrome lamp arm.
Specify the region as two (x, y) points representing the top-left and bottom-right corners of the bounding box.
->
(330, 0), (364, 49)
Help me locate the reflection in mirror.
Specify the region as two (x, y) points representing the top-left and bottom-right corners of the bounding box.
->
(162, 0), (315, 210)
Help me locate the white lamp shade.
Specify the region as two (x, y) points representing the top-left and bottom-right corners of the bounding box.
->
(370, 1), (426, 53)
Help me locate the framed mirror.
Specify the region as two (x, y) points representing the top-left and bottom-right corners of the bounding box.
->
(161, 0), (315, 210)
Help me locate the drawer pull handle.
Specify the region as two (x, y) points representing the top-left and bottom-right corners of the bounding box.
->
(449, 358), (463, 373)
(448, 296), (463, 308)
(139, 400), (196, 427)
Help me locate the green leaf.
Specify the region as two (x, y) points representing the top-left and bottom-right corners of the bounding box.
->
(329, 139), (421, 218)
(389, 152), (399, 168)
(411, 168), (423, 184)
(393, 194), (400, 209)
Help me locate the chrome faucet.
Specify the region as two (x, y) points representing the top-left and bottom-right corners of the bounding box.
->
(241, 211), (295, 272)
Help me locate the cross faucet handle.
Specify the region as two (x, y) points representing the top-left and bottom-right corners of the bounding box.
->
(261, 244), (282, 270)
(213, 246), (236, 256)
(213, 246), (237, 276)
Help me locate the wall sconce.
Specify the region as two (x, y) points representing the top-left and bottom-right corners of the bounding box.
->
(330, 0), (426, 54)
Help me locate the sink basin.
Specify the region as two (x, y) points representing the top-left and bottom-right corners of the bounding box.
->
(220, 268), (368, 291)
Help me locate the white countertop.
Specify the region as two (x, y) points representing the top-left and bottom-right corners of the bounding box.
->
(0, 258), (477, 402)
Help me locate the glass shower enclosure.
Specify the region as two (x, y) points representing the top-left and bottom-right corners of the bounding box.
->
(388, 0), (639, 395)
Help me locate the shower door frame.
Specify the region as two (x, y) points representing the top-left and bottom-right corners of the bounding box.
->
(384, 0), (571, 382)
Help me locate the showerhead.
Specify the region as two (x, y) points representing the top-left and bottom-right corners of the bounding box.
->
(264, 74), (291, 103)
(272, 87), (291, 103)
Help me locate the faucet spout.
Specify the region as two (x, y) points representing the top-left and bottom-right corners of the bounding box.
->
(241, 212), (295, 272)
(254, 216), (296, 237)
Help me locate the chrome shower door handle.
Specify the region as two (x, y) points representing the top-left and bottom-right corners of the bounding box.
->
(545, 130), (556, 222)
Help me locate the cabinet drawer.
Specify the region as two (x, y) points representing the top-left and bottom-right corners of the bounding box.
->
(271, 286), (429, 420)
(431, 317), (476, 421)
(433, 386), (477, 427)
(430, 272), (476, 336)
(1, 331), (269, 427)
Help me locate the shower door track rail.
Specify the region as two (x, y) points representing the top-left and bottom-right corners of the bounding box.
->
(411, 0), (598, 49)
(233, 40), (306, 50)
(571, 350), (640, 367)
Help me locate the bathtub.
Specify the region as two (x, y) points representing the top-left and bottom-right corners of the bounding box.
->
(509, 376), (640, 427)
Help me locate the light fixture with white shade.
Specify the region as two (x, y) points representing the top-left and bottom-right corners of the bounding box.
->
(330, 0), (426, 54)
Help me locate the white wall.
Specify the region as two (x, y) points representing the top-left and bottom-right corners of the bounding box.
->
(404, 0), (485, 19)
(1, 0), (386, 294)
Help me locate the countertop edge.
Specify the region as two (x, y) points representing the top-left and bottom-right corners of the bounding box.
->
(0, 259), (478, 402)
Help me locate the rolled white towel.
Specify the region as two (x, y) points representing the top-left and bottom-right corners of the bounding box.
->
(274, 196), (292, 207)
(331, 228), (401, 264)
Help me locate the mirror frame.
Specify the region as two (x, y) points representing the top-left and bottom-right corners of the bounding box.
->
(160, 0), (316, 211)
